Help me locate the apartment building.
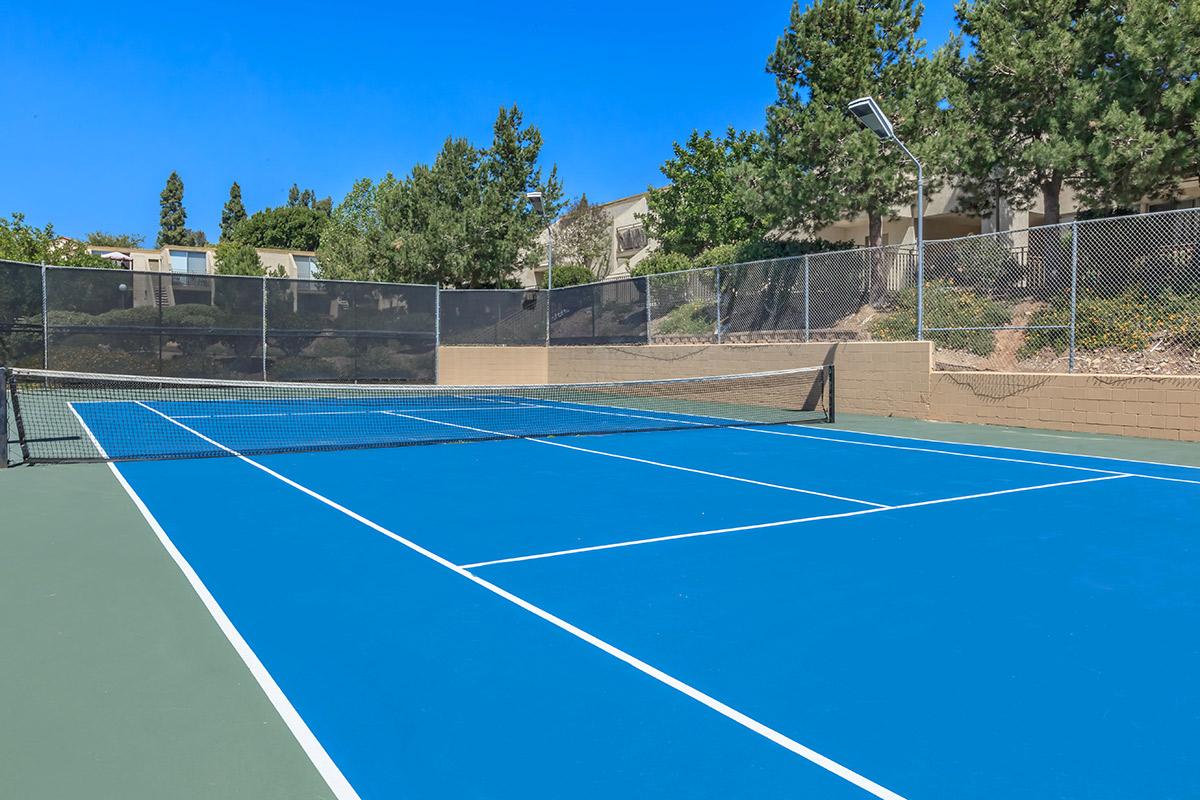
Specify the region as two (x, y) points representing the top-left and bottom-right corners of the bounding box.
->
(84, 243), (321, 279)
(528, 176), (1200, 286)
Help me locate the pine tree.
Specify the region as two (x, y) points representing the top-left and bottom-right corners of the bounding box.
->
(765, 0), (956, 303)
(220, 182), (248, 241)
(157, 172), (188, 247)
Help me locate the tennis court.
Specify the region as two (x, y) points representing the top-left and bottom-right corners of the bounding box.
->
(3, 365), (1199, 799)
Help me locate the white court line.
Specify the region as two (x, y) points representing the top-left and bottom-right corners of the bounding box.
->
(459, 473), (1132, 569)
(784, 425), (1200, 482)
(171, 406), (523, 420)
(378, 410), (887, 508)
(467, 394), (1200, 486)
(128, 401), (906, 800)
(67, 404), (361, 800)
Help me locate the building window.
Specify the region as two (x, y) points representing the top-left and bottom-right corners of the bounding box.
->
(294, 255), (320, 279)
(615, 224), (647, 254)
(169, 250), (208, 274)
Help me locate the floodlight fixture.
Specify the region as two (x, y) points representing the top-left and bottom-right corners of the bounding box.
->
(848, 96), (895, 140)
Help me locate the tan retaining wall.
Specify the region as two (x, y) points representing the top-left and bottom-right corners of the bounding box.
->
(548, 342), (932, 417)
(436, 342), (1200, 442)
(437, 346), (548, 385)
(929, 372), (1200, 442)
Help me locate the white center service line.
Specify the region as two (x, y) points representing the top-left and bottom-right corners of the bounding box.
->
(377, 410), (888, 508)
(459, 473), (1133, 569)
(127, 401), (907, 800)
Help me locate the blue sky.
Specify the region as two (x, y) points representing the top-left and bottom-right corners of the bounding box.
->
(0, 0), (958, 243)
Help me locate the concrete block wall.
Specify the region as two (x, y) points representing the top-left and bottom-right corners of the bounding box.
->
(437, 346), (548, 385)
(547, 342), (932, 417)
(929, 372), (1200, 442)
(436, 342), (1200, 443)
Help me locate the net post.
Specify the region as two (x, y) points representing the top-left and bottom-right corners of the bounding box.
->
(6, 368), (32, 464)
(825, 363), (836, 424)
(40, 262), (49, 369)
(1, 366), (8, 467)
(261, 275), (268, 380)
(714, 265), (722, 344)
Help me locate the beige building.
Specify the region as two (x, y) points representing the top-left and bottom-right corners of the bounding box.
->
(84, 243), (320, 279)
(529, 176), (1200, 287)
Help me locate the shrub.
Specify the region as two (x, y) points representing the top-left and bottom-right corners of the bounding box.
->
(657, 301), (715, 335)
(869, 282), (1011, 356)
(630, 252), (692, 277)
(1023, 288), (1200, 354)
(543, 263), (594, 288)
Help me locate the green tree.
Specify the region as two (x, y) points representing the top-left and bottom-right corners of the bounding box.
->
(231, 206), (326, 251)
(554, 195), (612, 280)
(952, 0), (1089, 224)
(538, 262), (594, 287)
(0, 213), (110, 267)
(213, 241), (283, 276)
(317, 105), (563, 287)
(220, 182), (248, 241)
(1071, 0), (1200, 209)
(213, 241), (263, 275)
(644, 129), (766, 258)
(157, 171), (189, 247)
(287, 183), (333, 215)
(764, 0), (955, 303)
(86, 231), (145, 248)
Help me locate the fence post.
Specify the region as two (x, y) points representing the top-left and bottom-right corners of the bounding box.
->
(1069, 220), (1079, 373)
(803, 255), (810, 343)
(645, 277), (652, 344)
(261, 276), (268, 380)
(715, 265), (722, 344)
(916, 241), (925, 341)
(1, 366), (8, 467)
(545, 287), (551, 347)
(434, 284), (442, 384)
(40, 262), (48, 369)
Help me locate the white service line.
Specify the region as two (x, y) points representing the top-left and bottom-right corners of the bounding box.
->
(68, 404), (362, 800)
(128, 401), (906, 800)
(461, 394), (1200, 487)
(171, 406), (521, 420)
(378, 410), (887, 508)
(460, 473), (1133, 569)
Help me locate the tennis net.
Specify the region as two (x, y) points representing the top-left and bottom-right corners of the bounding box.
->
(2, 364), (833, 465)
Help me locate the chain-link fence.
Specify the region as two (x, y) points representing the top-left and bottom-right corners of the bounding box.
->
(0, 261), (437, 382)
(3, 207), (1198, 376)
(440, 288), (546, 345)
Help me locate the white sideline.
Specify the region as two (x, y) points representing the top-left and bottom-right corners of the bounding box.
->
(459, 473), (1132, 569)
(67, 404), (362, 800)
(128, 401), (907, 800)
(377, 410), (888, 508)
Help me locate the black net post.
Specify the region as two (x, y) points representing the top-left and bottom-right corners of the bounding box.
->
(826, 363), (836, 424)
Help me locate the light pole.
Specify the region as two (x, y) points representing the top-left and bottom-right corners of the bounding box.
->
(848, 96), (925, 340)
(525, 191), (553, 290)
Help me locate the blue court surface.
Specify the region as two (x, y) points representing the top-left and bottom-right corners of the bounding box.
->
(72, 396), (1199, 799)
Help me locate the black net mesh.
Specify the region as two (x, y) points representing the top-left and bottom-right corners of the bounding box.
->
(264, 278), (437, 382)
(440, 289), (547, 345)
(550, 277), (649, 345)
(0, 260), (44, 369)
(5, 365), (833, 464)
